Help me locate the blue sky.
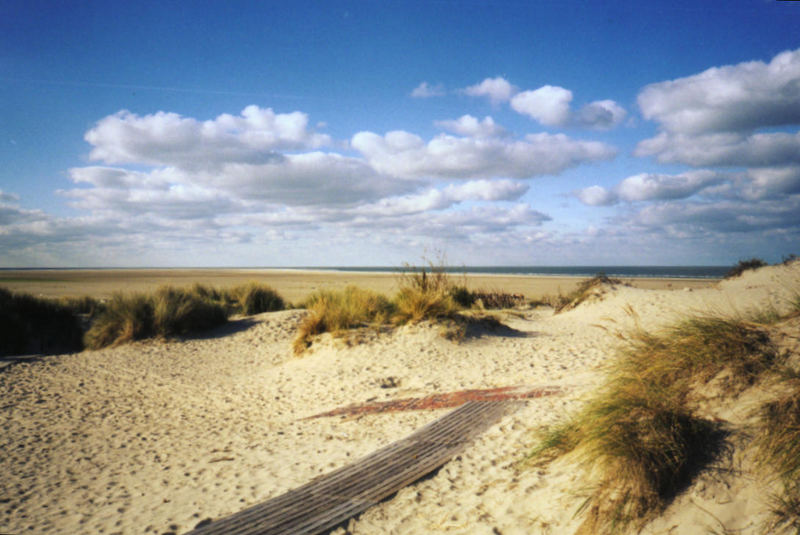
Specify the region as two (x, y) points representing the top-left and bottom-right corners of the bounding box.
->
(1, 0), (799, 267)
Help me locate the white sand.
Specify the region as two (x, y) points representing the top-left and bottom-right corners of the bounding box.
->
(1, 263), (798, 534)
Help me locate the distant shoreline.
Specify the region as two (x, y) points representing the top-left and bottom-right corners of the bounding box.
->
(0, 267), (720, 303)
(0, 265), (729, 279)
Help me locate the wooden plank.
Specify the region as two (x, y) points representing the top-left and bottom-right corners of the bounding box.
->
(188, 400), (520, 535)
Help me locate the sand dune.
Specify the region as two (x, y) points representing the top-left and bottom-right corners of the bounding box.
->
(1, 264), (797, 534)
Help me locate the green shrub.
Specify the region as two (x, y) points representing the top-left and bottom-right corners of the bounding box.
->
(0, 287), (84, 356)
(725, 258), (768, 279)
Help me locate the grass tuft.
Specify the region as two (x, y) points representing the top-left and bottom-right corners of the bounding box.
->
(84, 292), (155, 349)
(553, 273), (623, 313)
(84, 286), (229, 349)
(753, 368), (800, 532)
(226, 282), (285, 315)
(529, 312), (776, 531)
(294, 286), (395, 354)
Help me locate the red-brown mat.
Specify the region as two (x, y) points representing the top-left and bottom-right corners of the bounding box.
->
(307, 385), (563, 419)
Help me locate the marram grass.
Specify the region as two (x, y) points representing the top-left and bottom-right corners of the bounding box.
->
(529, 313), (778, 532)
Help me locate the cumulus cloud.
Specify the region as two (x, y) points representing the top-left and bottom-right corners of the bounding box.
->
(510, 85), (573, 126)
(356, 179), (528, 216)
(639, 48), (800, 135)
(351, 130), (616, 180)
(637, 48), (800, 170)
(463, 76), (517, 104)
(410, 81), (445, 98)
(636, 130), (800, 167)
(434, 115), (507, 138)
(85, 106), (331, 168)
(575, 100), (628, 130)
(576, 185), (618, 206)
(576, 170), (726, 207)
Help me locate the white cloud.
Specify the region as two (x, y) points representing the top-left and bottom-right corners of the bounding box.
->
(434, 115), (507, 138)
(510, 85), (573, 126)
(410, 81), (445, 98)
(743, 166), (800, 199)
(636, 130), (800, 167)
(351, 130), (616, 180)
(463, 76), (517, 104)
(575, 100), (627, 130)
(616, 170), (724, 202)
(576, 185), (618, 206)
(356, 179), (528, 216)
(85, 106), (331, 168)
(639, 48), (800, 135)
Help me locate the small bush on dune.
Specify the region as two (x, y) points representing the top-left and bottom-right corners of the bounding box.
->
(226, 282), (285, 315)
(725, 258), (768, 279)
(294, 286), (394, 353)
(0, 287), (84, 356)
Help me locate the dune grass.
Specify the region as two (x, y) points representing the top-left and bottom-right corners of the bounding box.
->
(294, 262), (522, 353)
(754, 368), (800, 533)
(226, 282), (285, 315)
(0, 287), (85, 356)
(529, 313), (779, 532)
(294, 286), (395, 354)
(84, 282), (284, 349)
(552, 273), (623, 313)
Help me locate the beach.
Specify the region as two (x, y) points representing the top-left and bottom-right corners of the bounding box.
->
(0, 268), (715, 304)
(1, 264), (798, 534)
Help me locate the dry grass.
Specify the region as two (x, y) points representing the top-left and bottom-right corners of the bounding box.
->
(754, 367), (800, 533)
(84, 286), (230, 349)
(529, 313), (778, 532)
(84, 292), (156, 349)
(393, 261), (459, 323)
(225, 282), (285, 315)
(294, 286), (395, 354)
(553, 273), (624, 313)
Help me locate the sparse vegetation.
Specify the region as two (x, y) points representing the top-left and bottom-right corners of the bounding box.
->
(529, 313), (779, 532)
(0, 287), (84, 356)
(393, 260), (459, 323)
(725, 258), (768, 279)
(553, 273), (623, 313)
(754, 368), (800, 533)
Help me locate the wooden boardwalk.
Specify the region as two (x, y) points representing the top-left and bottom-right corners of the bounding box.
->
(188, 400), (520, 535)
